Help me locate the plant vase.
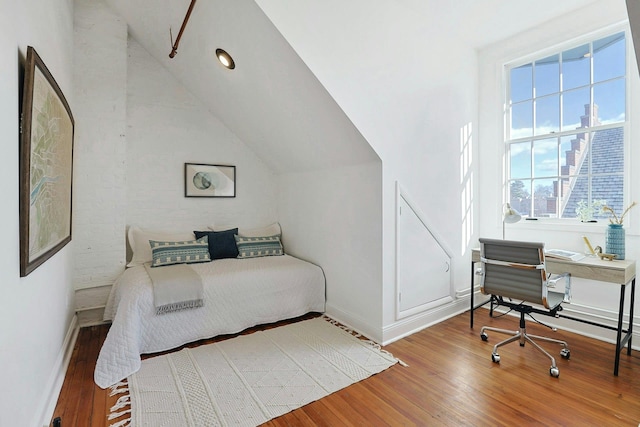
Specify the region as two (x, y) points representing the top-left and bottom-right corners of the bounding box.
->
(605, 223), (625, 260)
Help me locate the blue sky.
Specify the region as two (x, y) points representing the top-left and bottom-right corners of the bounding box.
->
(508, 32), (625, 182)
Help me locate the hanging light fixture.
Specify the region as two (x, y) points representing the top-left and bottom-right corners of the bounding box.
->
(169, 0), (197, 58)
(216, 48), (235, 69)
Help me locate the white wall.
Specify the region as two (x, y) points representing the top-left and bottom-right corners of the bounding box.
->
(277, 162), (383, 339)
(126, 39), (278, 233)
(73, 0), (127, 290)
(256, 0), (478, 342)
(0, 1), (76, 426)
(478, 0), (640, 343)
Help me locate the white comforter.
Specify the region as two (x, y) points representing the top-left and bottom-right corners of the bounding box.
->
(94, 255), (326, 388)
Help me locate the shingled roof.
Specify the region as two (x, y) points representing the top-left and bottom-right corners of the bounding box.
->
(561, 126), (624, 219)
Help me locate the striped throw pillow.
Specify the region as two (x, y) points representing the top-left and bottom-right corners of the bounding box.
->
(150, 236), (211, 267)
(234, 235), (283, 258)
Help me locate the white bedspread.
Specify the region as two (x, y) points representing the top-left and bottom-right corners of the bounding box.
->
(94, 255), (326, 388)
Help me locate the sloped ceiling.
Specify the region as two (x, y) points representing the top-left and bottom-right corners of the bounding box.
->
(104, 0), (380, 174)
(628, 0), (640, 76)
(395, 0), (601, 49)
(104, 0), (601, 174)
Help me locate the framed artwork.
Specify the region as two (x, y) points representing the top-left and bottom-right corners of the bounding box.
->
(19, 46), (75, 277)
(185, 163), (236, 198)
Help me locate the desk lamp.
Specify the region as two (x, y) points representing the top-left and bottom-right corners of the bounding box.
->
(502, 203), (522, 239)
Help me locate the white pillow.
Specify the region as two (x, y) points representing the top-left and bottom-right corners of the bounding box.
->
(127, 226), (196, 267)
(214, 222), (281, 237)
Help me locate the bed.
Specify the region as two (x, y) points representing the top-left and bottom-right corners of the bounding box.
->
(94, 225), (326, 389)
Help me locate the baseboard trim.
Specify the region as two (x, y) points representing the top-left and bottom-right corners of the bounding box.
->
(332, 295), (639, 351)
(37, 314), (79, 427)
(382, 298), (470, 345)
(77, 305), (108, 327)
(326, 298), (470, 346)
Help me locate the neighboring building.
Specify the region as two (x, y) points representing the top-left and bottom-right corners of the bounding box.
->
(556, 104), (624, 219)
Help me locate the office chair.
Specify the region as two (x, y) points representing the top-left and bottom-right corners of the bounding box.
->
(477, 238), (572, 377)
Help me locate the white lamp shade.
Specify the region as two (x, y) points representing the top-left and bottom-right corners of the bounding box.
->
(503, 203), (522, 224)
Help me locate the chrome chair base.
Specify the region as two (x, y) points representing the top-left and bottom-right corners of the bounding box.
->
(480, 314), (570, 377)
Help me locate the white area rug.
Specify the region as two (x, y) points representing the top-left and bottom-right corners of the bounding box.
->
(108, 317), (401, 427)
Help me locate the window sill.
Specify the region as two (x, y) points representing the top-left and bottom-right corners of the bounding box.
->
(509, 218), (639, 236)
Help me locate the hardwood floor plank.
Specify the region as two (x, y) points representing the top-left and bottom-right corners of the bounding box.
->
(89, 326), (110, 427)
(360, 370), (449, 425)
(57, 327), (90, 426)
(75, 327), (100, 423)
(51, 311), (640, 426)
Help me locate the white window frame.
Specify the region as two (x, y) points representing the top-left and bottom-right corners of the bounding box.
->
(477, 8), (640, 238)
(503, 28), (629, 221)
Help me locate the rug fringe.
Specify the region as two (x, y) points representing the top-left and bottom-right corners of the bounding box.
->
(322, 315), (362, 338)
(108, 380), (132, 427)
(109, 417), (131, 427)
(322, 315), (409, 367)
(108, 409), (131, 420)
(110, 380), (127, 389)
(110, 395), (131, 412)
(109, 381), (129, 396)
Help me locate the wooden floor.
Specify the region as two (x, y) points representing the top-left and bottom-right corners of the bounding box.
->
(52, 310), (640, 426)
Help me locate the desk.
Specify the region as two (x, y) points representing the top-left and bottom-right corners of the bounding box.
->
(470, 248), (636, 376)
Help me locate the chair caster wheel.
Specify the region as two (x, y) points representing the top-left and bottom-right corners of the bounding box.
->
(550, 367), (560, 377)
(560, 348), (570, 359)
(481, 332), (488, 341)
(491, 353), (500, 363)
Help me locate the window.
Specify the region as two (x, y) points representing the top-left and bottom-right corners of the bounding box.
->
(506, 31), (626, 220)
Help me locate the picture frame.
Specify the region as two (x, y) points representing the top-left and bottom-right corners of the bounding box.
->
(19, 46), (75, 277)
(184, 163), (236, 198)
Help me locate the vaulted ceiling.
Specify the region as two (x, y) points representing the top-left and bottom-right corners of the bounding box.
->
(104, 0), (603, 173)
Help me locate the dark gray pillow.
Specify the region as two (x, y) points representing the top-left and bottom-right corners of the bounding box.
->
(193, 228), (239, 260)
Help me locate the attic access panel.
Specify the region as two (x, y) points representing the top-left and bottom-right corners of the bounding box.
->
(396, 186), (452, 319)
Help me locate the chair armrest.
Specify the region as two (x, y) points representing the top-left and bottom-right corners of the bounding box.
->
(548, 273), (571, 303)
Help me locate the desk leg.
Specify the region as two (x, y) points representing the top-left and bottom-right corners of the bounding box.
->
(628, 278), (635, 356)
(470, 261), (475, 328)
(614, 283), (627, 376)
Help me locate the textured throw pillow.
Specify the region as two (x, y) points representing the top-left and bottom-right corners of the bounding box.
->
(150, 236), (211, 267)
(128, 226), (196, 267)
(194, 228), (239, 260)
(234, 235), (284, 258)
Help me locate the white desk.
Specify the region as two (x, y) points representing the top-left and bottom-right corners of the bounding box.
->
(470, 248), (636, 376)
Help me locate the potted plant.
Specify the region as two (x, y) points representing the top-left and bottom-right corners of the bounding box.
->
(575, 199), (606, 222)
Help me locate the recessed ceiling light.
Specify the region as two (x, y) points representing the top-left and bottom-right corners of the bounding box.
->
(216, 48), (235, 69)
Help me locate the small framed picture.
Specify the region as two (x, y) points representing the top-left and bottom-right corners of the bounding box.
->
(185, 163), (236, 198)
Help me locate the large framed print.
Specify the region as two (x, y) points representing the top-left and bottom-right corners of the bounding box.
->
(19, 46), (74, 277)
(185, 163), (236, 198)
